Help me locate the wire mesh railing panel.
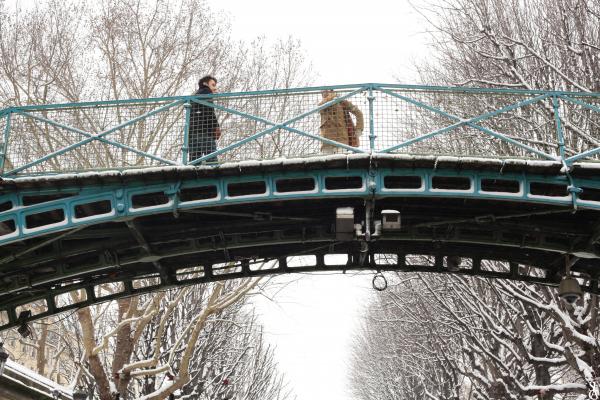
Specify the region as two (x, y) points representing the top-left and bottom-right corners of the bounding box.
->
(396, 125), (539, 158)
(2, 85), (600, 176)
(98, 102), (186, 165)
(372, 90), (457, 153)
(474, 98), (558, 159)
(373, 88), (556, 159)
(5, 100), (185, 174)
(5, 112), (91, 173)
(219, 128), (323, 163)
(560, 95), (600, 161)
(28, 141), (171, 175)
(212, 92), (325, 162)
(215, 107), (273, 163)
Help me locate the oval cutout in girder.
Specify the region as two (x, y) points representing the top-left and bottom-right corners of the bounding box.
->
(276, 178), (315, 193)
(23, 193), (74, 206)
(287, 255), (317, 268)
(325, 176), (363, 190)
(227, 181), (267, 197)
(74, 200), (112, 218)
(132, 276), (161, 289)
(175, 266), (205, 281)
(481, 260), (510, 273)
(0, 219), (16, 236)
(131, 192), (170, 208)
(579, 186), (600, 202)
(25, 209), (65, 229)
(481, 179), (520, 193)
(432, 176), (471, 191)
(530, 182), (567, 197)
(518, 264), (546, 278)
(16, 300), (47, 317)
(384, 175), (422, 189)
(180, 185), (218, 201)
(95, 282), (125, 299)
(0, 201), (12, 212)
(55, 289), (88, 309)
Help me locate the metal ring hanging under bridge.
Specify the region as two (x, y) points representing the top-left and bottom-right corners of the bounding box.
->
(372, 272), (388, 291)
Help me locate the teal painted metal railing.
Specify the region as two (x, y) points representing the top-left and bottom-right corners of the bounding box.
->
(1, 83), (600, 177)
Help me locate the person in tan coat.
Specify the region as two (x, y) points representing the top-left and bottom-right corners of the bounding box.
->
(318, 90), (364, 154)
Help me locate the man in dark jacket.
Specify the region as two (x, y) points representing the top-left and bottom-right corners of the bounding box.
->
(188, 75), (221, 163)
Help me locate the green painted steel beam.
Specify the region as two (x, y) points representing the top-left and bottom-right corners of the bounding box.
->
(1, 162), (599, 247)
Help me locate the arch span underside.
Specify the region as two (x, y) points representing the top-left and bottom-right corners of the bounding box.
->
(0, 154), (600, 330)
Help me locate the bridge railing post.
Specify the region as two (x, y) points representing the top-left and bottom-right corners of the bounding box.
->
(182, 101), (191, 165)
(0, 111), (11, 175)
(368, 85), (376, 152)
(552, 95), (566, 162)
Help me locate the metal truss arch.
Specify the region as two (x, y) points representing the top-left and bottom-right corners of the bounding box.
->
(1, 155), (600, 331)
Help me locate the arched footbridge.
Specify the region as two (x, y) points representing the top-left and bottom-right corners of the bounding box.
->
(1, 83), (600, 331)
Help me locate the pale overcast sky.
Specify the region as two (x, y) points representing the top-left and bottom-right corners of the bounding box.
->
(209, 0), (429, 86)
(205, 1), (430, 399)
(250, 273), (373, 400)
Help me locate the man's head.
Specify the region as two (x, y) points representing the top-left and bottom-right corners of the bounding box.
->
(199, 75), (218, 93)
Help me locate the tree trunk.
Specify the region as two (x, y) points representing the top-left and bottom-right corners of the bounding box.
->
(531, 333), (551, 400)
(77, 307), (112, 400)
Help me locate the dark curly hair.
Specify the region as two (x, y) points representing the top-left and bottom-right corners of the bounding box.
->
(198, 75), (217, 89)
